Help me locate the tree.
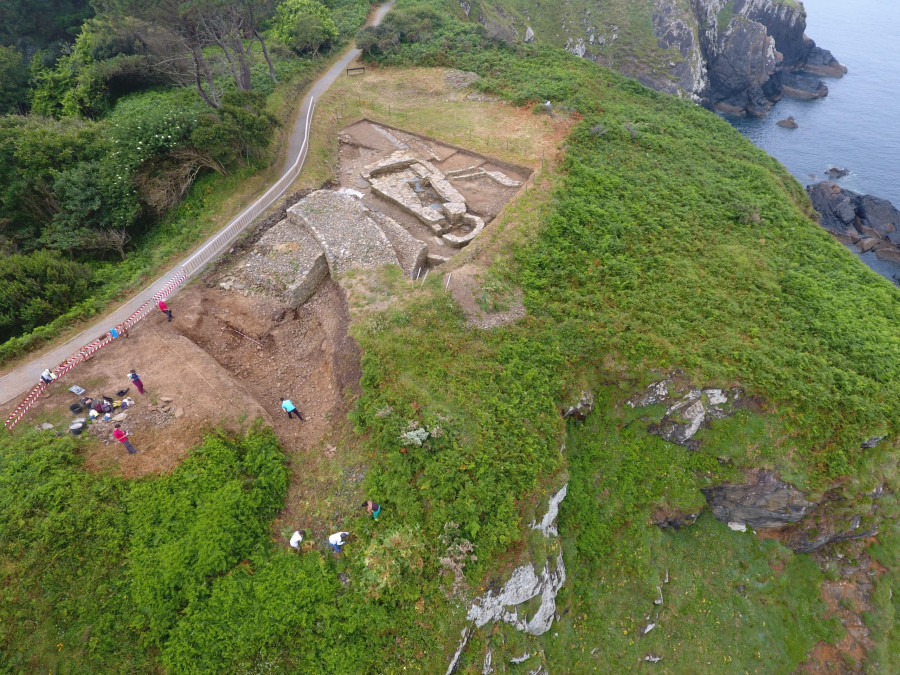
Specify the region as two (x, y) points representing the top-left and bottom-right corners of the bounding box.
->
(272, 0), (337, 56)
(237, 0), (278, 83)
(0, 114), (103, 250)
(0, 45), (29, 114)
(98, 0), (276, 108)
(0, 249), (94, 341)
(190, 90), (276, 167)
(41, 160), (141, 256)
(0, 0), (93, 51)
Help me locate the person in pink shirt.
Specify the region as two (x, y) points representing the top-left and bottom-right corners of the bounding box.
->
(158, 299), (173, 321)
(113, 424), (138, 454)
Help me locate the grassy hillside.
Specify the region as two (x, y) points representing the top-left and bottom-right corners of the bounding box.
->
(1, 0), (899, 672)
(465, 0), (694, 86)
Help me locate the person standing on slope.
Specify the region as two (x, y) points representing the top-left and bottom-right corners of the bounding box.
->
(128, 369), (145, 394)
(362, 500), (381, 521)
(281, 397), (304, 421)
(113, 424), (138, 454)
(158, 299), (173, 322)
(289, 530), (306, 551)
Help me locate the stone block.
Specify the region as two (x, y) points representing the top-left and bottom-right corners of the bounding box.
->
(443, 201), (467, 225)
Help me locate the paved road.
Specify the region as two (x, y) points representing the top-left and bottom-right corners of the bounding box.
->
(0, 2), (395, 408)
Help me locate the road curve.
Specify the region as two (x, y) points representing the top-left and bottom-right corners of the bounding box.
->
(0, 1), (395, 407)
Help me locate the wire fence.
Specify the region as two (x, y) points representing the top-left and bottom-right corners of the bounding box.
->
(5, 100), (317, 431)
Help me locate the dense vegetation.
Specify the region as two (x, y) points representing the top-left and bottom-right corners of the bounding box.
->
(1, 0), (899, 672)
(0, 0), (368, 358)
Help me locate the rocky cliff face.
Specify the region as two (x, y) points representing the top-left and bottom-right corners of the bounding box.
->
(807, 181), (900, 267)
(686, 0), (845, 115)
(472, 0), (845, 116)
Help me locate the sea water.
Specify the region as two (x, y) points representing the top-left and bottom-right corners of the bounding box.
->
(728, 0), (900, 206)
(726, 0), (900, 282)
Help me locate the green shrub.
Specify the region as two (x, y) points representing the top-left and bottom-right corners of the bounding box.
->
(0, 250), (95, 341)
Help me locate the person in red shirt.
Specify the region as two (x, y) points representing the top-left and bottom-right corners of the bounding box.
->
(158, 299), (173, 321)
(113, 424), (138, 454)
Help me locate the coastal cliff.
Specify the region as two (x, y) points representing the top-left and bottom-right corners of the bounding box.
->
(467, 0), (846, 115)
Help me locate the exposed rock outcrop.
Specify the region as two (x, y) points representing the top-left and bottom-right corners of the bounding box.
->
(703, 14), (780, 116)
(704, 471), (884, 554)
(627, 377), (742, 451)
(702, 469), (813, 529)
(448, 483), (568, 672)
(479, 0), (845, 116)
(695, 0), (844, 116)
(807, 181), (900, 266)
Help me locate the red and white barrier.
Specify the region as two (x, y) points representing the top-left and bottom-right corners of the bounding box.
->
(4, 270), (188, 431)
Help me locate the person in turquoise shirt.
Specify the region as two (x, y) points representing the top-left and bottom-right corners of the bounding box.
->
(280, 397), (304, 421)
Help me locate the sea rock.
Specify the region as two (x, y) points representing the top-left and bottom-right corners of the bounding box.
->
(806, 181), (860, 238)
(497, 0), (843, 117)
(651, 0), (707, 101)
(781, 71), (828, 100)
(708, 17), (777, 117)
(807, 182), (900, 243)
(858, 238), (879, 253)
(874, 246), (900, 265)
(702, 469), (813, 529)
(825, 167), (849, 179)
(776, 116), (798, 129)
(803, 45), (848, 77)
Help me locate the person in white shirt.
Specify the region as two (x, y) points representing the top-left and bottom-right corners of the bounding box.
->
(289, 530), (306, 550)
(40, 368), (56, 384)
(328, 531), (349, 553)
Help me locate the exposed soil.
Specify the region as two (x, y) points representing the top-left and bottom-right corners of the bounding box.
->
(796, 543), (881, 674)
(10, 276), (359, 480)
(448, 263), (525, 329)
(177, 277), (361, 454)
(10, 308), (272, 478)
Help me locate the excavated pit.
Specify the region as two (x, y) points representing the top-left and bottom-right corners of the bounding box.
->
(175, 278), (361, 454)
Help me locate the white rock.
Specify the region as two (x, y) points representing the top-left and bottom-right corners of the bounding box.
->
(728, 521), (747, 532)
(530, 484), (567, 537)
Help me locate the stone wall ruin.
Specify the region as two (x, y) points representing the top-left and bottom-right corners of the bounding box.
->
(214, 119), (531, 308)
